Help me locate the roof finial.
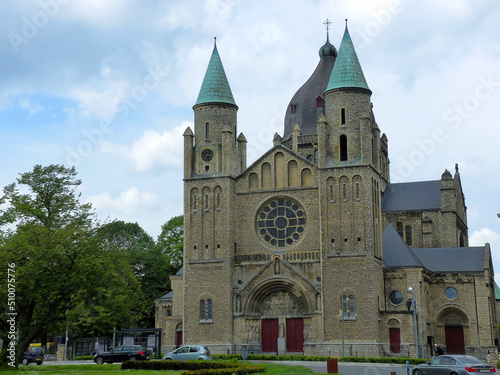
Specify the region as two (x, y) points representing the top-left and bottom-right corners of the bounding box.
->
(214, 37), (217, 49)
(323, 18), (332, 42)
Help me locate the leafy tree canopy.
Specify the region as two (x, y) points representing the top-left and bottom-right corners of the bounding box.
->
(0, 165), (141, 368)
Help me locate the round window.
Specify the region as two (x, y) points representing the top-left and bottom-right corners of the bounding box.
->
(256, 197), (306, 248)
(445, 287), (458, 300)
(389, 291), (404, 305)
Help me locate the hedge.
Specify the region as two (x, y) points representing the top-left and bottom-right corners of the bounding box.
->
(73, 355), (94, 360)
(212, 354), (428, 365)
(121, 360), (264, 374)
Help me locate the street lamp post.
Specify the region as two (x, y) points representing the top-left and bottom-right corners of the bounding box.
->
(337, 250), (345, 357)
(407, 287), (419, 358)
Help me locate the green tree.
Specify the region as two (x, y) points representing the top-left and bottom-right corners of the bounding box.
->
(98, 221), (172, 327)
(156, 215), (184, 268)
(0, 165), (141, 368)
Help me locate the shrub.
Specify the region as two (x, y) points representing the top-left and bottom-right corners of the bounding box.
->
(121, 360), (264, 374)
(73, 355), (94, 360)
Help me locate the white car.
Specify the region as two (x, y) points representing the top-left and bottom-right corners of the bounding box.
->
(162, 345), (212, 361)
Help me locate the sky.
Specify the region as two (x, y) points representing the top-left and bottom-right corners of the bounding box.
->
(0, 0), (499, 274)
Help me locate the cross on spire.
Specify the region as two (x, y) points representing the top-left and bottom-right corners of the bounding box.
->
(323, 18), (332, 42)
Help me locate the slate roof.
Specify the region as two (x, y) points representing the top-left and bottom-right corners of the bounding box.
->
(412, 247), (485, 273)
(156, 291), (173, 301)
(194, 42), (237, 107)
(382, 224), (423, 268)
(382, 180), (442, 212)
(283, 41), (336, 140)
(326, 24), (370, 92)
(383, 224), (486, 273)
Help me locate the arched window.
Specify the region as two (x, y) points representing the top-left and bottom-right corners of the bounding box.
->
(200, 300), (206, 320)
(405, 225), (412, 246)
(207, 299), (213, 319)
(459, 233), (465, 247)
(349, 295), (355, 316)
(342, 295), (348, 317)
(249, 173), (259, 190)
(340, 135), (347, 161)
(396, 222), (403, 238)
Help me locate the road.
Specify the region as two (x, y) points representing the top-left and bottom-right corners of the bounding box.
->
(251, 360), (413, 374)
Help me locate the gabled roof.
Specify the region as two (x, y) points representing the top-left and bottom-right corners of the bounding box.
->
(326, 24), (370, 93)
(194, 41), (237, 108)
(413, 247), (485, 273)
(382, 224), (423, 268)
(382, 180), (442, 212)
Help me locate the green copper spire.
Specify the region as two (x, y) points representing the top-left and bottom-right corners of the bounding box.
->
(326, 21), (370, 92)
(194, 38), (237, 107)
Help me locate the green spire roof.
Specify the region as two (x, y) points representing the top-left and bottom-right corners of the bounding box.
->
(326, 24), (370, 92)
(194, 40), (237, 107)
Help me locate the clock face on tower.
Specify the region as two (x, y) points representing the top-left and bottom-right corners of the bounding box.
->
(201, 148), (214, 162)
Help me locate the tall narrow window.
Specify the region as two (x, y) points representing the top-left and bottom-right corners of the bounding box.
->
(349, 295), (355, 317)
(405, 225), (412, 246)
(356, 183), (360, 199)
(200, 300), (206, 320)
(207, 299), (213, 319)
(205, 122), (209, 140)
(343, 184), (347, 200)
(342, 295), (348, 317)
(205, 194), (209, 209)
(396, 222), (403, 238)
(340, 135), (347, 161)
(341, 108), (346, 125)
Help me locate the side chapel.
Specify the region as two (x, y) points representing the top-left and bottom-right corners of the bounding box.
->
(155, 21), (498, 359)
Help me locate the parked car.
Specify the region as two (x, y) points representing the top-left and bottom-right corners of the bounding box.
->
(162, 345), (212, 361)
(93, 345), (151, 364)
(21, 347), (44, 366)
(413, 355), (496, 375)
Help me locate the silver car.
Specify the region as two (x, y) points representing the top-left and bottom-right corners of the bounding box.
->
(162, 345), (212, 361)
(413, 355), (496, 375)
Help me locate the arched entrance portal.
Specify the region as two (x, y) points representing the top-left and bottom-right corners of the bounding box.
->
(246, 280), (312, 354)
(437, 307), (469, 354)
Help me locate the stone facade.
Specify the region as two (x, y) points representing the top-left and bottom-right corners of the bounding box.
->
(155, 27), (498, 360)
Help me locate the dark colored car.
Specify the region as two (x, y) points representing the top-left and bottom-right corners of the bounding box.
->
(413, 355), (496, 375)
(21, 347), (44, 366)
(162, 345), (212, 361)
(93, 345), (151, 364)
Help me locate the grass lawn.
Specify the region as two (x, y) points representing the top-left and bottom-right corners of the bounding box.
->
(0, 362), (319, 374)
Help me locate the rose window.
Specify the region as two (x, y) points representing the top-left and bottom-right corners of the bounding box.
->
(256, 198), (306, 247)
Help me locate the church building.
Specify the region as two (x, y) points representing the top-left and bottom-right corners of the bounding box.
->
(155, 22), (498, 359)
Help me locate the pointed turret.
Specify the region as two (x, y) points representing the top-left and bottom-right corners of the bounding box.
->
(325, 22), (370, 93)
(194, 38), (237, 108)
(191, 39), (242, 177)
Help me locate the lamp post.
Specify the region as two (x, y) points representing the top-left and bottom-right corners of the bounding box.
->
(407, 287), (419, 358)
(337, 249), (345, 357)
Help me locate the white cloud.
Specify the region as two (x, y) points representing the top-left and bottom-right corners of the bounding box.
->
(470, 227), (500, 248)
(19, 97), (43, 116)
(87, 187), (157, 215)
(99, 122), (190, 171)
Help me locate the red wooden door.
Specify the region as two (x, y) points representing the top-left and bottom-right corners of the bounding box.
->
(261, 319), (279, 353)
(445, 326), (465, 354)
(286, 318), (304, 352)
(389, 328), (401, 353)
(176, 331), (183, 348)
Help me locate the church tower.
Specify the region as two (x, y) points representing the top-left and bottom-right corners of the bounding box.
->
(182, 40), (245, 346)
(319, 22), (386, 347)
